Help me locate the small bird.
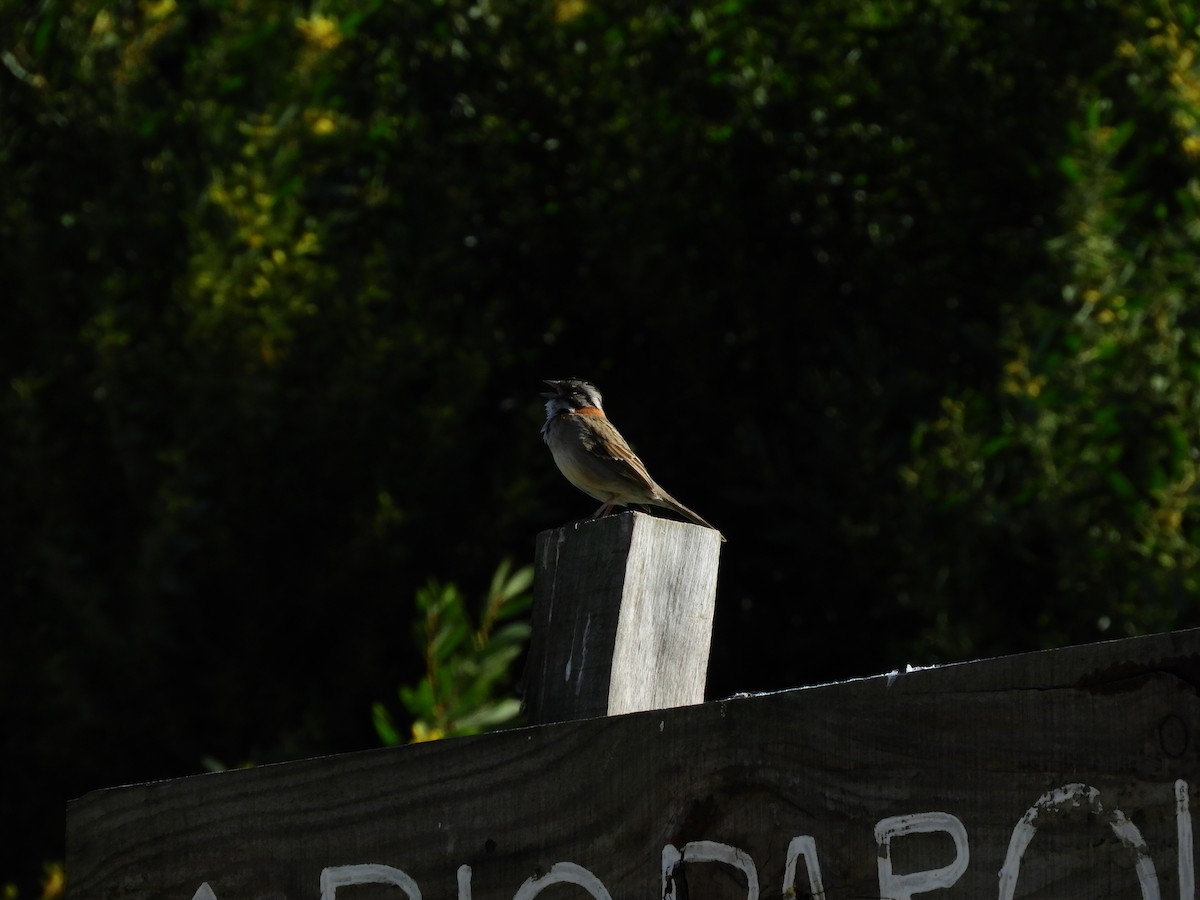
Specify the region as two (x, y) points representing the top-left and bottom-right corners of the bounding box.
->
(541, 378), (724, 540)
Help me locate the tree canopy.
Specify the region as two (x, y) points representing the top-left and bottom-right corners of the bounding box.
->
(4, 0), (1200, 892)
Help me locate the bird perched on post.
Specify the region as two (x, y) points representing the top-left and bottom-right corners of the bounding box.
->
(540, 378), (725, 540)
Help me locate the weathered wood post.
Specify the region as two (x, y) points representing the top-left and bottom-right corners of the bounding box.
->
(523, 512), (722, 724)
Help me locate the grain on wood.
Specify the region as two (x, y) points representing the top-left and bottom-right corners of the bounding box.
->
(68, 628), (1200, 900)
(524, 511), (721, 725)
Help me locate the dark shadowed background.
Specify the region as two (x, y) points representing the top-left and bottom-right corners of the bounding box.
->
(4, 0), (1200, 893)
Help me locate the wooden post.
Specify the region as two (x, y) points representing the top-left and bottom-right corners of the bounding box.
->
(523, 511), (722, 725)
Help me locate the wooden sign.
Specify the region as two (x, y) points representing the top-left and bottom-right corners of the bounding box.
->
(69, 628), (1200, 899)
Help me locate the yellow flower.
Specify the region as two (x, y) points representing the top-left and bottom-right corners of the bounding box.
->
(296, 14), (342, 51)
(411, 721), (445, 743)
(92, 9), (113, 36)
(40, 863), (66, 900)
(552, 0), (588, 21)
(142, 0), (177, 21)
(295, 231), (320, 255)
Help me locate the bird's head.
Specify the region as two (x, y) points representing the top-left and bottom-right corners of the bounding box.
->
(540, 379), (604, 434)
(541, 379), (604, 425)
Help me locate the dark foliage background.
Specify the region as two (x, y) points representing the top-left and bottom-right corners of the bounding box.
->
(5, 0), (1200, 892)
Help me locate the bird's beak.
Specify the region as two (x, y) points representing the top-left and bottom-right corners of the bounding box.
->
(541, 379), (561, 399)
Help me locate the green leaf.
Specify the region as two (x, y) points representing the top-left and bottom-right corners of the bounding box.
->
(1108, 471), (1135, 500)
(372, 702), (403, 747)
(454, 698), (524, 732)
(33, 12), (57, 56)
(489, 621), (532, 646)
(500, 565), (534, 600)
(377, 560), (532, 743)
(981, 436), (1010, 457)
(707, 124), (735, 143)
(1058, 156), (1083, 183)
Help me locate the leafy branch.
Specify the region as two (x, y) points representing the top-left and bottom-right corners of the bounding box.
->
(373, 560), (533, 744)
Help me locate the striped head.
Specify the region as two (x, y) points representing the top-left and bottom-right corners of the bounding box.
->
(540, 379), (604, 433)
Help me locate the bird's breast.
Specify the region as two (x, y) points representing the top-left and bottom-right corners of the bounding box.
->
(543, 415), (619, 502)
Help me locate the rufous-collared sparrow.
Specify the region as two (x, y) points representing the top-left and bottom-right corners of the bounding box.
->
(541, 378), (724, 540)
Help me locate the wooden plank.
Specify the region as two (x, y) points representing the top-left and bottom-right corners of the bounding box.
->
(524, 512), (721, 724)
(851, 626), (1200, 696)
(69, 629), (1200, 900)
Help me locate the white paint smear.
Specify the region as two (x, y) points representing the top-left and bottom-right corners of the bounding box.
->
(1178, 780), (1195, 900)
(783, 835), (826, 900)
(875, 811), (968, 899)
(662, 840), (759, 900)
(321, 864), (422, 900)
(512, 862), (612, 900)
(997, 782), (1160, 900)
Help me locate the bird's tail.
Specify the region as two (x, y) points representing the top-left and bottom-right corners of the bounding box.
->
(653, 494), (726, 542)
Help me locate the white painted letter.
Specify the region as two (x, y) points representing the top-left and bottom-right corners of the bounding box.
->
(997, 783), (1160, 900)
(875, 812), (968, 900)
(512, 862), (612, 900)
(192, 885), (218, 900)
(1179, 780), (1195, 900)
(321, 864), (421, 900)
(783, 836), (826, 900)
(662, 841), (759, 900)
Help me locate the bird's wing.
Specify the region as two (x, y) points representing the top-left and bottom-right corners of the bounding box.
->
(580, 417), (661, 494)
